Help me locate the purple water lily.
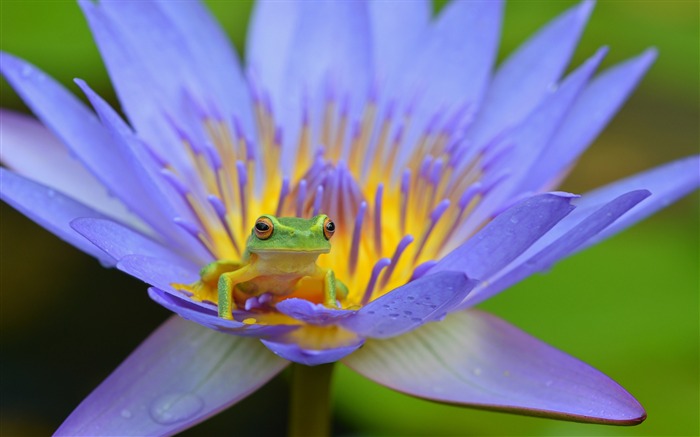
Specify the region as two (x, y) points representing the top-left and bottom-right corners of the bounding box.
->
(1, 0), (698, 436)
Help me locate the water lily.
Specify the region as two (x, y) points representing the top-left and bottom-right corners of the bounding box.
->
(1, 0), (698, 436)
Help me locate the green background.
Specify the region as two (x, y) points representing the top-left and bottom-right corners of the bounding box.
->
(1, 1), (697, 436)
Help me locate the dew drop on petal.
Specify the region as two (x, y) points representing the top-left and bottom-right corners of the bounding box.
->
(149, 393), (204, 425)
(20, 64), (33, 78)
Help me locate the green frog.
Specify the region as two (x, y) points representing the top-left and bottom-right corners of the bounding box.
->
(175, 214), (348, 320)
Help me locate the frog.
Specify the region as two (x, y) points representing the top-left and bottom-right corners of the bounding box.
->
(175, 214), (348, 320)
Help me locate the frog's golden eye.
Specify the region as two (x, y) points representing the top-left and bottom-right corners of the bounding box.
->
(323, 217), (335, 240)
(254, 217), (274, 240)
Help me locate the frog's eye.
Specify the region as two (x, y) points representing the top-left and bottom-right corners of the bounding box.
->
(323, 217), (335, 240)
(254, 217), (274, 240)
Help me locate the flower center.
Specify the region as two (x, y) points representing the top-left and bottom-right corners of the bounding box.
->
(161, 78), (501, 310)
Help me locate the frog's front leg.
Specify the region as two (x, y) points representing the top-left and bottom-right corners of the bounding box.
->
(321, 268), (348, 308)
(218, 265), (258, 320)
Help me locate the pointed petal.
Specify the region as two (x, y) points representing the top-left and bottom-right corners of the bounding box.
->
(340, 272), (477, 339)
(0, 53), (151, 219)
(467, 190), (651, 306)
(71, 218), (196, 268)
(468, 1), (594, 148)
(246, 0), (300, 103)
(55, 316), (289, 436)
(0, 168), (114, 264)
(74, 79), (210, 262)
(149, 288), (300, 338)
(116, 254), (198, 292)
(79, 0), (253, 146)
(527, 49), (658, 190)
(367, 0), (431, 80)
(0, 110), (145, 230)
(492, 48), (608, 201)
(276, 0), (372, 173)
(344, 309), (645, 425)
(575, 155), (699, 248)
(432, 193), (576, 280)
(394, 0), (502, 112)
(261, 336), (364, 366)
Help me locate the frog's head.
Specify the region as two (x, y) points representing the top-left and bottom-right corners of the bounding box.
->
(247, 214), (335, 254)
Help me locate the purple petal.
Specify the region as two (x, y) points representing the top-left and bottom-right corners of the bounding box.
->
(367, 0), (430, 80)
(55, 316), (288, 436)
(483, 47), (607, 207)
(276, 0), (372, 173)
(261, 335), (364, 366)
(74, 79), (210, 262)
(0, 168), (114, 265)
(275, 298), (356, 326)
(344, 309), (645, 425)
(574, 155), (700, 248)
(71, 218), (197, 269)
(116, 254), (198, 294)
(79, 1), (253, 150)
(432, 193), (576, 280)
(156, 0), (254, 132)
(518, 156), (700, 261)
(466, 190), (651, 307)
(391, 0), (503, 166)
(0, 53), (154, 221)
(149, 288), (300, 338)
(246, 0), (300, 104)
(525, 49), (658, 191)
(467, 1), (594, 149)
(340, 271), (477, 339)
(0, 110), (144, 229)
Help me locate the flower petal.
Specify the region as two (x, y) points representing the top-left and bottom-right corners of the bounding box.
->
(116, 254), (198, 292)
(71, 217), (197, 269)
(246, 0), (300, 104)
(0, 110), (144, 230)
(344, 309), (645, 425)
(467, 1), (594, 148)
(79, 0), (253, 149)
(148, 288), (300, 338)
(466, 189), (651, 306)
(55, 315), (289, 436)
(260, 336), (364, 366)
(0, 53), (154, 222)
(525, 49), (658, 191)
(339, 271), (477, 339)
(276, 0), (372, 172)
(0, 168), (114, 264)
(573, 155), (700, 248)
(275, 299), (356, 326)
(367, 0), (430, 80)
(434, 193), (576, 279)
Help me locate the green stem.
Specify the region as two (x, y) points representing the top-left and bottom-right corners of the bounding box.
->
(288, 363), (335, 437)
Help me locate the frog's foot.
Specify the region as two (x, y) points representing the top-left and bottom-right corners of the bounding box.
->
(171, 280), (217, 303)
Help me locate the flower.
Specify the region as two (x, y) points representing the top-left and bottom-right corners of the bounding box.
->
(1, 0), (698, 436)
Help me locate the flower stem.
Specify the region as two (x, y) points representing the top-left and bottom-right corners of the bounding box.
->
(288, 362), (335, 437)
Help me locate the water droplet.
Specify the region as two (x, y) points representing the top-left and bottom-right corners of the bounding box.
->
(403, 310), (413, 316)
(120, 409), (132, 419)
(407, 296), (415, 301)
(388, 313), (399, 318)
(410, 317), (422, 322)
(149, 393), (204, 425)
(509, 216), (519, 224)
(367, 310), (375, 315)
(382, 304), (390, 309)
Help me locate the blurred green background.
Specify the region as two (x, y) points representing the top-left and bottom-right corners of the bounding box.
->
(1, 1), (697, 436)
